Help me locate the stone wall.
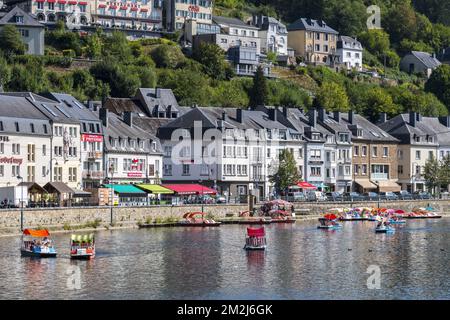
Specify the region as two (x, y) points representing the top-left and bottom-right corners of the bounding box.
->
(0, 200), (449, 234)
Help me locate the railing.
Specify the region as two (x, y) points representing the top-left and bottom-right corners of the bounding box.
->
(249, 174), (266, 182)
(82, 171), (104, 179)
(371, 173), (388, 180)
(87, 151), (102, 160)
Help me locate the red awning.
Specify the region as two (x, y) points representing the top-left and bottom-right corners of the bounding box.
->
(140, 8), (148, 12)
(98, 4), (106, 8)
(109, 5), (117, 9)
(57, 0), (66, 3)
(247, 227), (265, 237)
(47, 0), (56, 3)
(78, 1), (87, 4)
(297, 181), (317, 189)
(23, 229), (50, 237)
(36, 0), (45, 2)
(120, 6), (127, 10)
(162, 184), (217, 195)
(130, 7), (138, 11)
(68, 0), (77, 4)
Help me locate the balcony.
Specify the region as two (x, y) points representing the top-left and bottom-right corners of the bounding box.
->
(250, 174), (266, 182)
(371, 173), (388, 180)
(82, 171), (104, 179)
(87, 151), (102, 160)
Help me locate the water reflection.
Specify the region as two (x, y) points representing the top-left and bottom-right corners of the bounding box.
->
(0, 218), (449, 299)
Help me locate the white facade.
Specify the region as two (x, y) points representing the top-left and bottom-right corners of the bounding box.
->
(336, 36), (363, 71)
(252, 15), (288, 56)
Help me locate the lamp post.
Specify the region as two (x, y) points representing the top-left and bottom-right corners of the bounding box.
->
(375, 180), (380, 209)
(109, 160), (114, 225)
(199, 179), (204, 214)
(17, 175), (24, 231)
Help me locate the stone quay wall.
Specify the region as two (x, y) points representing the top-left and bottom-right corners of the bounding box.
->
(0, 200), (449, 234)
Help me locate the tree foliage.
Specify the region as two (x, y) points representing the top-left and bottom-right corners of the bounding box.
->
(0, 25), (25, 56)
(270, 149), (300, 193)
(249, 66), (269, 107)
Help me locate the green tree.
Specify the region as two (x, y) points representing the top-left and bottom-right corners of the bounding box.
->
(424, 154), (441, 194)
(425, 65), (450, 112)
(249, 66), (268, 107)
(102, 31), (133, 63)
(0, 56), (11, 89)
(361, 87), (399, 122)
(358, 30), (390, 56)
(270, 149), (300, 194)
(90, 61), (140, 97)
(439, 155), (450, 190)
(0, 25), (25, 55)
(315, 82), (349, 111)
(192, 42), (231, 80)
(385, 0), (418, 44)
(151, 43), (185, 69)
(85, 32), (102, 59)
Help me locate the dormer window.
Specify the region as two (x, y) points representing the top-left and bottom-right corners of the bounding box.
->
(279, 130), (287, 140)
(357, 129), (363, 137)
(15, 16), (24, 24)
(266, 129), (272, 140)
(339, 133), (349, 142)
(312, 133), (321, 140)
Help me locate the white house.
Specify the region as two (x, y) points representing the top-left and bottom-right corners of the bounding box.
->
(336, 36), (363, 71)
(251, 14), (288, 56)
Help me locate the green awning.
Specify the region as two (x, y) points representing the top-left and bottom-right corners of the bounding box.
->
(103, 184), (146, 196)
(136, 184), (174, 194)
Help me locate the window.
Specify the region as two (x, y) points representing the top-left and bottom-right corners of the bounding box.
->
(12, 165), (20, 177)
(164, 164), (172, 176)
(12, 143), (20, 155)
(48, 2), (54, 10)
(37, 2), (44, 9)
(339, 133), (349, 142)
(0, 143), (3, 154)
(354, 146), (359, 156)
(362, 164), (367, 175)
(398, 150), (403, 160)
(54, 146), (63, 157)
(43, 124), (48, 134)
(298, 148), (303, 158)
(30, 124), (35, 133)
(148, 164), (155, 176)
(362, 146), (367, 156)
(354, 164), (359, 175)
(345, 166), (351, 176)
(27, 144), (35, 162)
(27, 166), (35, 182)
(416, 150), (421, 160)
(372, 146), (378, 157)
(428, 151), (434, 160)
(69, 167), (77, 182)
(383, 147), (388, 157)
(53, 167), (62, 182)
(42, 166), (46, 177)
(398, 165), (403, 175)
(0, 121), (3, 131)
(182, 164), (190, 175)
(310, 149), (321, 160)
(15, 122), (19, 132)
(0, 165), (3, 177)
(310, 167), (321, 177)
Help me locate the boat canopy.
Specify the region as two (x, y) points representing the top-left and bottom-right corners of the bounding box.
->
(323, 213), (337, 220)
(102, 184), (146, 196)
(182, 212), (205, 219)
(71, 234), (94, 243)
(247, 227), (265, 237)
(23, 229), (50, 237)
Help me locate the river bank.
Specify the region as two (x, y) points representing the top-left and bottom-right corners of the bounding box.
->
(0, 199), (448, 236)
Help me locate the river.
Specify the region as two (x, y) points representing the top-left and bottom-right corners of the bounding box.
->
(0, 218), (449, 299)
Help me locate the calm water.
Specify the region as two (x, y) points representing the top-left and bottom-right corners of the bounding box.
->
(0, 218), (449, 300)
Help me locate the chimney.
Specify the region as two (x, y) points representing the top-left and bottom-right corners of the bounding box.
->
(282, 107), (288, 118)
(155, 88), (161, 98)
(333, 111), (340, 123)
(416, 113), (422, 122)
(222, 111), (226, 121)
(348, 110), (354, 124)
(99, 108), (108, 128)
(409, 111), (416, 127)
(236, 108), (243, 123)
(318, 108), (325, 122)
(124, 111), (133, 127)
(166, 105), (172, 118)
(217, 120), (224, 130)
(379, 112), (387, 124)
(308, 108), (317, 127)
(439, 115), (450, 128)
(268, 108), (277, 121)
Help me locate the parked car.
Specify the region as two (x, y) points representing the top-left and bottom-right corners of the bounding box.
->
(379, 192), (399, 201)
(413, 191), (432, 200)
(325, 192), (343, 201)
(343, 192), (365, 201)
(396, 190), (413, 200)
(216, 195), (227, 204)
(363, 192), (379, 201)
(305, 191), (327, 202)
(287, 191), (306, 202)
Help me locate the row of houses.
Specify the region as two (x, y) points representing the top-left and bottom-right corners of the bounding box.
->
(0, 87), (450, 202)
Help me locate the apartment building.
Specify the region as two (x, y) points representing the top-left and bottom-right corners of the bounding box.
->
(287, 18), (338, 65)
(193, 16), (264, 76)
(165, 0), (213, 32)
(336, 36), (363, 71)
(378, 112), (441, 192)
(342, 111), (400, 193)
(92, 0), (163, 31)
(99, 108), (163, 184)
(0, 95), (52, 187)
(251, 14), (288, 56)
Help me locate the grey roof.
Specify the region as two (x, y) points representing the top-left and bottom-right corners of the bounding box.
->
(379, 114), (444, 145)
(0, 6), (44, 28)
(136, 88), (180, 116)
(338, 36), (362, 50)
(44, 93), (101, 122)
(339, 113), (398, 142)
(287, 18), (338, 34)
(408, 51), (441, 69)
(97, 110), (162, 154)
(213, 15), (259, 30)
(0, 94), (52, 135)
(257, 16), (287, 33)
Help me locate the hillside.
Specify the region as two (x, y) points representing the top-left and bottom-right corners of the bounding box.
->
(0, 1), (449, 121)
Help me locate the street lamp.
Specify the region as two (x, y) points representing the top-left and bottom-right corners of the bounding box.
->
(108, 160), (114, 225)
(17, 175), (24, 231)
(375, 180), (380, 209)
(199, 179), (204, 214)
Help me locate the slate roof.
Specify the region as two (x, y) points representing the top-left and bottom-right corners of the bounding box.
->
(0, 6), (43, 28)
(339, 113), (398, 142)
(44, 92), (101, 122)
(136, 88), (180, 116)
(287, 18), (338, 34)
(409, 51), (441, 69)
(213, 15), (259, 30)
(338, 36), (362, 50)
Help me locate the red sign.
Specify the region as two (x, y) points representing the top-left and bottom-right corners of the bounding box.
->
(127, 172), (142, 177)
(81, 134), (103, 143)
(0, 157), (23, 165)
(188, 5), (200, 13)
